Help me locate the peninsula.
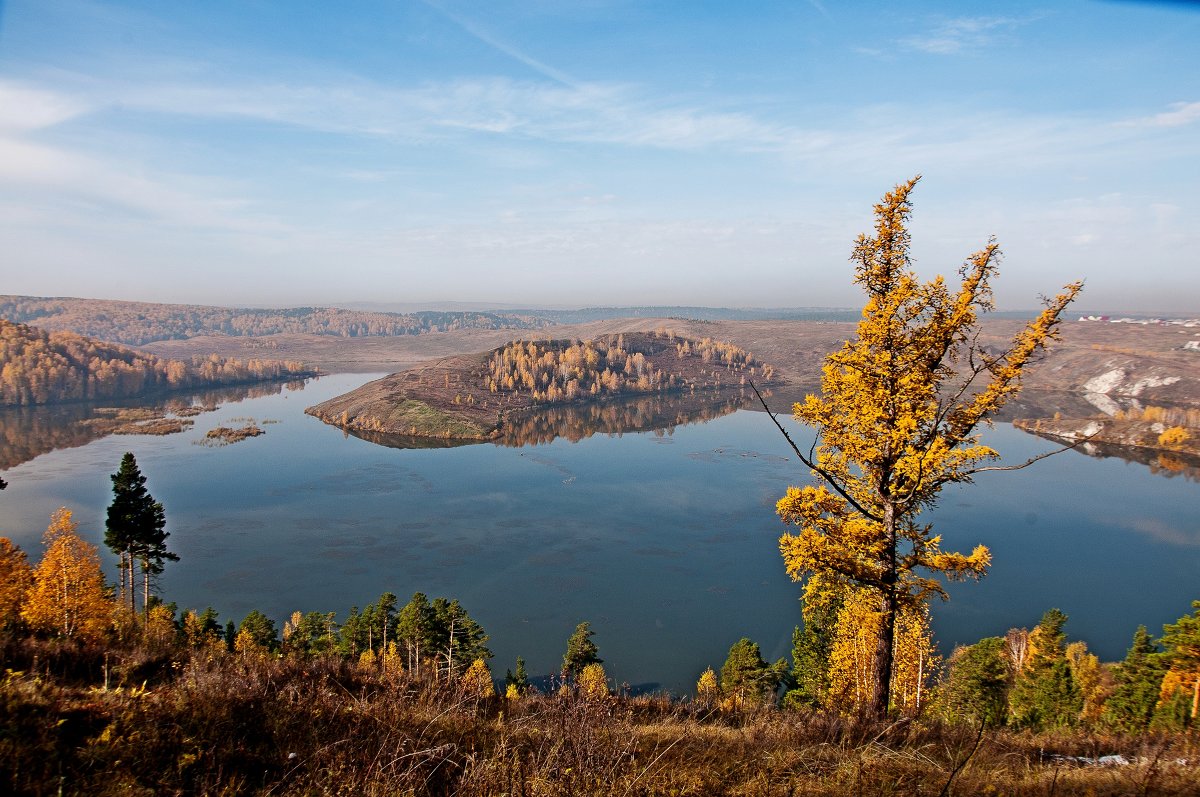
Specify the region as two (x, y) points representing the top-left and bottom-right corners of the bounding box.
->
(305, 330), (776, 441)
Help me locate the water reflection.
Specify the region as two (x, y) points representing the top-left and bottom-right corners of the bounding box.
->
(341, 389), (752, 450)
(0, 380), (308, 470)
(1018, 426), (1200, 483)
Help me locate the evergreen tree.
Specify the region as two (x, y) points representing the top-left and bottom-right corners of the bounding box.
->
(505, 656), (530, 694)
(784, 580), (841, 709)
(238, 609), (278, 652)
(1157, 600), (1200, 727)
(562, 621), (602, 679)
(430, 597), (491, 678)
(939, 637), (1011, 727)
(396, 592), (436, 672)
(1009, 608), (1082, 730)
(105, 452), (176, 616)
(720, 637), (788, 707)
(1102, 626), (1166, 732)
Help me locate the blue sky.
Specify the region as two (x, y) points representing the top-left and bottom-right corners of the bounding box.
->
(0, 1), (1197, 312)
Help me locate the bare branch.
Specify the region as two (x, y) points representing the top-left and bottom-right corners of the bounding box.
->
(965, 432), (1096, 475)
(749, 381), (882, 523)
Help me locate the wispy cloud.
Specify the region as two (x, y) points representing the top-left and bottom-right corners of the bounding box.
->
(418, 0), (577, 87)
(900, 16), (1030, 55)
(1118, 100), (1200, 128)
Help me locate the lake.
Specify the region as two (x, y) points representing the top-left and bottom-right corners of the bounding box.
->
(1, 373), (1197, 694)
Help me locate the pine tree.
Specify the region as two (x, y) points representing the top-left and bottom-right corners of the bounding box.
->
(1009, 608), (1082, 729)
(397, 592), (436, 672)
(562, 621), (602, 679)
(720, 637), (787, 708)
(1101, 626), (1165, 732)
(105, 452), (176, 616)
(766, 178), (1080, 717)
(1157, 600), (1200, 727)
(505, 656), (530, 694)
(940, 637), (1012, 727)
(238, 609), (278, 652)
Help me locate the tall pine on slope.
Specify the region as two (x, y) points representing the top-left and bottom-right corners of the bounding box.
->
(1102, 625), (1166, 732)
(1009, 608), (1082, 730)
(105, 452), (176, 617)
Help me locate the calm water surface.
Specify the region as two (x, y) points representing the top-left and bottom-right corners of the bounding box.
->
(1, 373), (1197, 693)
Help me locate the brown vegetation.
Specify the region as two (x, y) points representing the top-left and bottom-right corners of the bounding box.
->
(1, 639), (1197, 796)
(201, 424), (266, 445)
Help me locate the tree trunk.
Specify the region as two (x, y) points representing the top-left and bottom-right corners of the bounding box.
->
(870, 502), (899, 718)
(142, 561), (149, 620)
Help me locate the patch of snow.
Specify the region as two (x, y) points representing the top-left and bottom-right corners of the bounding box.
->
(1127, 375), (1181, 396)
(1151, 422), (1165, 434)
(1084, 392), (1122, 416)
(1083, 368), (1125, 394)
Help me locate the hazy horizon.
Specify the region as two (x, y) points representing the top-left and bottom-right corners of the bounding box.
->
(2, 1), (1198, 313)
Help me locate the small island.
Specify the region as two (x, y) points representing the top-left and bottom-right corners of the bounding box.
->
(305, 330), (776, 441)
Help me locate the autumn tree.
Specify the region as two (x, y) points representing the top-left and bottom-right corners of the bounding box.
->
(762, 177), (1081, 717)
(106, 453), (176, 616)
(22, 508), (114, 642)
(0, 537), (33, 629)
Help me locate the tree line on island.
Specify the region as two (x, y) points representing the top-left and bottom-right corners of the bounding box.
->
(481, 331), (774, 405)
(0, 318), (314, 406)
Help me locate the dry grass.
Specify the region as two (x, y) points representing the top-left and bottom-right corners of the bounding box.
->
(2, 636), (1196, 796)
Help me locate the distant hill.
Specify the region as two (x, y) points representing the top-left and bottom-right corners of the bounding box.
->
(0, 296), (546, 346)
(0, 319), (314, 407)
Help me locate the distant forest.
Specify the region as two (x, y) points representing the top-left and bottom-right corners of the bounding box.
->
(0, 296), (545, 346)
(0, 319), (313, 407)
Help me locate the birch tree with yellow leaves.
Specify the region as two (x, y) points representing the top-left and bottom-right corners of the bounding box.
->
(757, 177), (1081, 718)
(22, 508), (114, 643)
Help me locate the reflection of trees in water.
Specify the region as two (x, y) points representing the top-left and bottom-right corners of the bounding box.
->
(0, 380), (306, 471)
(345, 390), (751, 451)
(494, 389), (748, 447)
(1018, 427), (1200, 484)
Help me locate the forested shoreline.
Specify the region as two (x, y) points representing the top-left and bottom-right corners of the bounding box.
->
(0, 319), (315, 407)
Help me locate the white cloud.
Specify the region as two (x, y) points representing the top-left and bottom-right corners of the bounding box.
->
(0, 80), (93, 133)
(900, 16), (1031, 55)
(1118, 101), (1200, 128)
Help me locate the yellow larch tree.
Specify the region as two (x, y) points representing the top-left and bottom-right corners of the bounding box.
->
(0, 537), (34, 629)
(762, 177), (1081, 717)
(22, 508), (114, 643)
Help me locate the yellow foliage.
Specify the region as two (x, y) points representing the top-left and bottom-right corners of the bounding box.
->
(461, 658), (495, 699)
(1158, 426), (1190, 449)
(0, 537), (33, 628)
(505, 682), (521, 701)
(21, 508), (114, 643)
(234, 628), (265, 658)
(1066, 641), (1108, 724)
(578, 662), (609, 699)
(696, 667), (719, 703)
(775, 177), (1079, 716)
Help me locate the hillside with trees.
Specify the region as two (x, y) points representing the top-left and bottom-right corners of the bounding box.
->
(0, 295), (545, 346)
(0, 318), (314, 406)
(305, 330), (776, 441)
